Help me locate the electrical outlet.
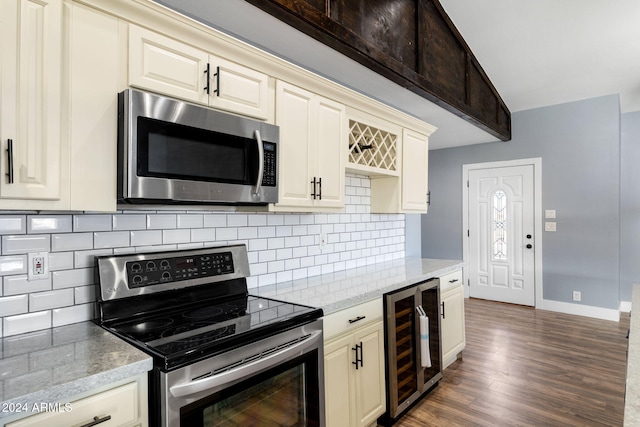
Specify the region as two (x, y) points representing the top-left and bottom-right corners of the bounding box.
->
(319, 233), (327, 250)
(572, 290), (581, 302)
(28, 252), (49, 281)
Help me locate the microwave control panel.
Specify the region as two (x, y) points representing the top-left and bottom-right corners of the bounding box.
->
(262, 142), (277, 187)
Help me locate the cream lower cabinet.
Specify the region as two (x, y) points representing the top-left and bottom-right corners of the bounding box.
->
(128, 25), (270, 121)
(440, 269), (466, 369)
(274, 80), (346, 211)
(324, 300), (385, 427)
(4, 374), (148, 427)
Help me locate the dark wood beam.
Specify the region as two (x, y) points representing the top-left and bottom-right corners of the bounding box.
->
(244, 0), (511, 141)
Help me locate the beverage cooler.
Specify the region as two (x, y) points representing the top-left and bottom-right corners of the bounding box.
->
(379, 278), (442, 425)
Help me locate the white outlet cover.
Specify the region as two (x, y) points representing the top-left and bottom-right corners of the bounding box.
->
(545, 222), (557, 232)
(28, 252), (49, 281)
(545, 209), (556, 219)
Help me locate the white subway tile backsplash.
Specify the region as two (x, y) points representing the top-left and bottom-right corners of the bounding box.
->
(48, 252), (74, 271)
(3, 311), (51, 336)
(94, 231), (130, 249)
(1, 235), (50, 255)
(177, 214), (204, 229)
(0, 255), (27, 276)
(163, 229), (191, 245)
(51, 233), (93, 252)
(0, 174), (406, 336)
(112, 214), (146, 231)
(147, 214), (177, 230)
(73, 215), (112, 232)
(52, 268), (93, 289)
(3, 275), (51, 296)
(29, 289), (74, 312)
(130, 230), (162, 246)
(74, 249), (112, 268)
(52, 304), (93, 327)
(0, 216), (26, 235)
(0, 295), (28, 316)
(27, 215), (72, 234)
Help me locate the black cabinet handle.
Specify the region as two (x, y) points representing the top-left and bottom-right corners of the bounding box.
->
(352, 342), (363, 369)
(348, 315), (366, 324)
(79, 415), (112, 427)
(449, 279), (458, 283)
(318, 177), (322, 200)
(441, 301), (446, 319)
(310, 177), (317, 199)
(6, 139), (14, 184)
(204, 63), (210, 95)
(213, 65), (220, 96)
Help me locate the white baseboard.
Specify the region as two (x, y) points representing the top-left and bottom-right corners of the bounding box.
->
(620, 300), (632, 313)
(541, 299), (620, 322)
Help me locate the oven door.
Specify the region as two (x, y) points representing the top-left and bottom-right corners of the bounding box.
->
(118, 89), (279, 205)
(160, 319), (325, 427)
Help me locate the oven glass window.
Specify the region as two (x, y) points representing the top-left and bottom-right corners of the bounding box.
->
(180, 352), (320, 427)
(137, 117), (258, 185)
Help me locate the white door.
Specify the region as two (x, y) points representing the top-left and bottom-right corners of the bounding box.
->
(468, 165), (535, 305)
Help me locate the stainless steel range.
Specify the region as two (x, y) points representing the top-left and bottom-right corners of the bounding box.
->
(95, 244), (324, 427)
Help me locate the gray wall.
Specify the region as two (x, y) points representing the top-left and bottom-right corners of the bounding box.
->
(421, 95), (622, 309)
(621, 111), (640, 301)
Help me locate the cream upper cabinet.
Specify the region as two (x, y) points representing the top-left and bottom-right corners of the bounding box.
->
(440, 269), (466, 369)
(128, 25), (270, 120)
(401, 128), (429, 212)
(274, 80), (345, 211)
(0, 0), (65, 208)
(66, 2), (119, 211)
(324, 300), (385, 427)
(0, 0), (119, 211)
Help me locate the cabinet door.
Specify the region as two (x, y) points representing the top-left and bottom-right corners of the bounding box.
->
(129, 25), (209, 104)
(324, 334), (357, 427)
(275, 81), (314, 208)
(6, 381), (141, 427)
(0, 0), (64, 204)
(441, 284), (466, 367)
(401, 129), (429, 212)
(67, 3), (119, 211)
(209, 55), (269, 120)
(353, 320), (386, 427)
(314, 97), (346, 208)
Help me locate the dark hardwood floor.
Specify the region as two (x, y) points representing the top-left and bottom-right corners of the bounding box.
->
(395, 298), (630, 427)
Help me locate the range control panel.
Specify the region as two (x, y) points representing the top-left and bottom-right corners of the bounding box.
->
(125, 251), (234, 288)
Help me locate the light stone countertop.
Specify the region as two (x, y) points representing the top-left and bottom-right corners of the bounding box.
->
(625, 285), (640, 425)
(0, 321), (152, 419)
(252, 257), (465, 314)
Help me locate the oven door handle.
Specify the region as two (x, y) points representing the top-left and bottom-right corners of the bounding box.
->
(169, 330), (321, 398)
(253, 129), (264, 196)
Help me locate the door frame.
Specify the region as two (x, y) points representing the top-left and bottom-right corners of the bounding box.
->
(462, 158), (543, 308)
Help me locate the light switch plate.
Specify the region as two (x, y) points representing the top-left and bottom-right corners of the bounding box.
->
(545, 222), (557, 232)
(545, 210), (556, 219)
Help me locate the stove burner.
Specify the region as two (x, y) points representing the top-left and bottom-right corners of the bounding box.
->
(183, 306), (224, 319)
(123, 319), (174, 334)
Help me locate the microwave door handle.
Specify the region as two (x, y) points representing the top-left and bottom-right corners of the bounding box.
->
(253, 130), (264, 195)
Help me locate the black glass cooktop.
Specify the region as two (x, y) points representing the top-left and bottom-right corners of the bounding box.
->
(102, 294), (322, 371)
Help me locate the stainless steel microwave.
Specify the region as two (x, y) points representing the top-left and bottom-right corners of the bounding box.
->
(117, 89), (279, 205)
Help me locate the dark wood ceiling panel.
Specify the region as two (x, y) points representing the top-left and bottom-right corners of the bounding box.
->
(330, 0), (417, 69)
(244, 0), (511, 140)
(419, 0), (466, 107)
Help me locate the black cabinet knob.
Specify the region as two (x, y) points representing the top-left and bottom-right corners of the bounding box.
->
(526, 234), (532, 239)
(526, 244), (533, 249)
